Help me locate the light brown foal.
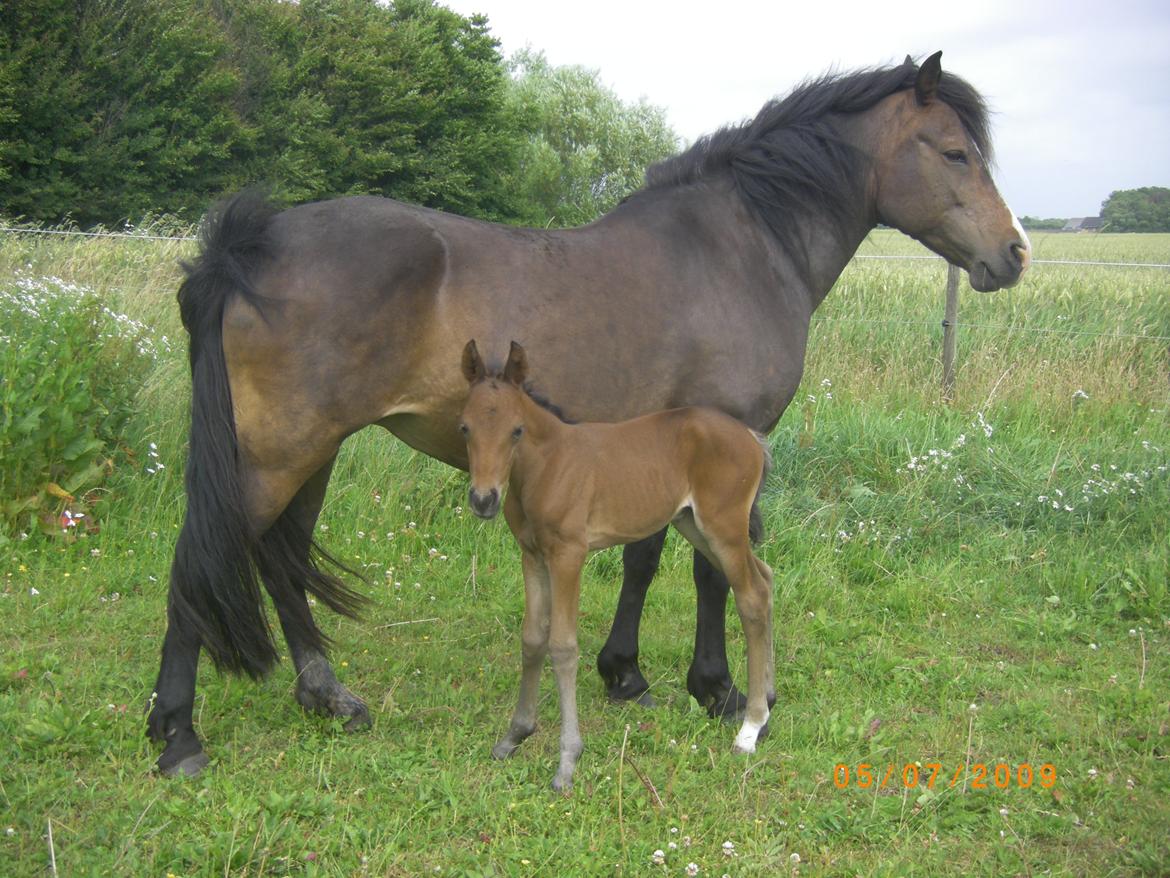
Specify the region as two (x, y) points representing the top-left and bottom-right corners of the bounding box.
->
(459, 340), (775, 791)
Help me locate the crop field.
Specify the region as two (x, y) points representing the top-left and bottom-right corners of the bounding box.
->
(1, 227), (1168, 876)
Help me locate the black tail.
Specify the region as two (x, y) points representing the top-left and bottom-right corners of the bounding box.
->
(748, 431), (772, 545)
(170, 191), (362, 679)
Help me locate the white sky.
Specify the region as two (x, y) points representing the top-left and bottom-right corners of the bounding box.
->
(442, 0), (1170, 218)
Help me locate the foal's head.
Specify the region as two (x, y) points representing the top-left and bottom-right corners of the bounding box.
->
(459, 340), (530, 519)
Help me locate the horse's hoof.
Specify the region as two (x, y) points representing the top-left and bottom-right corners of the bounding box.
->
(551, 774), (574, 793)
(600, 663), (652, 706)
(158, 750), (210, 778)
(342, 704), (372, 732)
(708, 687), (749, 723)
(491, 740), (518, 760)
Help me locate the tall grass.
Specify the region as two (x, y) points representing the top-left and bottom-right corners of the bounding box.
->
(1, 228), (1167, 876)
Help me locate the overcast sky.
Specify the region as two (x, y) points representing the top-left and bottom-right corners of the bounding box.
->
(442, 0), (1170, 218)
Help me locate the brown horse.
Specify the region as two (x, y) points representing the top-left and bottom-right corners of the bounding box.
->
(459, 340), (774, 791)
(148, 52), (1030, 776)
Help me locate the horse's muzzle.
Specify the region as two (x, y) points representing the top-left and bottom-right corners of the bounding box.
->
(469, 487), (500, 519)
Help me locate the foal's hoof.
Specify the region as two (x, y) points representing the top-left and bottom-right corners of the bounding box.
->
(551, 774), (574, 794)
(158, 749), (210, 778)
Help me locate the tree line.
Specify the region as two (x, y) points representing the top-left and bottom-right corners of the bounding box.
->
(0, 0), (679, 228)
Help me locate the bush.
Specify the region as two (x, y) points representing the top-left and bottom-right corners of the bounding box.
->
(0, 273), (159, 539)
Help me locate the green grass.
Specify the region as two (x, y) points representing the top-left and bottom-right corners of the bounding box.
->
(1, 228), (1168, 876)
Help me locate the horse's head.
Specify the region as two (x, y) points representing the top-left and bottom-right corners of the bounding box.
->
(871, 52), (1030, 291)
(459, 339), (530, 519)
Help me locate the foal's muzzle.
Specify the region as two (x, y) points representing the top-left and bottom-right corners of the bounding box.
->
(469, 487), (500, 519)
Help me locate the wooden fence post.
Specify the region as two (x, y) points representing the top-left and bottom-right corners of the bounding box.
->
(942, 263), (960, 402)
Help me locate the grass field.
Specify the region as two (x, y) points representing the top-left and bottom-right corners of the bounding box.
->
(1, 227), (1168, 877)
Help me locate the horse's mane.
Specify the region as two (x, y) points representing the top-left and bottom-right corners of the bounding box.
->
(639, 57), (991, 269)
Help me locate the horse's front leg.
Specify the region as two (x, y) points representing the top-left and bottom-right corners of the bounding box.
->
(688, 551), (748, 720)
(492, 551), (550, 759)
(596, 528), (668, 706)
(547, 545), (587, 792)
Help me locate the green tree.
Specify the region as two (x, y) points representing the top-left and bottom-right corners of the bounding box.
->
(1100, 187), (1170, 232)
(1018, 216), (1066, 231)
(506, 49), (678, 227)
(246, 0), (524, 220)
(1, 0), (250, 225)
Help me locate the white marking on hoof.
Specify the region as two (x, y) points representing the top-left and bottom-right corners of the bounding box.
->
(733, 717), (765, 753)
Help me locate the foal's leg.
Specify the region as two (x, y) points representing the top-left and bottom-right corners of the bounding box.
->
(493, 551), (550, 759)
(547, 546), (588, 792)
(596, 527), (667, 706)
(723, 548), (774, 753)
(266, 459), (369, 730)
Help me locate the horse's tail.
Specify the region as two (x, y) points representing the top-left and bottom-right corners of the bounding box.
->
(169, 191), (282, 679)
(748, 430), (772, 545)
(170, 191), (366, 679)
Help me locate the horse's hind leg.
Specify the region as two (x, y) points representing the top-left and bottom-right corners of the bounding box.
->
(596, 527), (667, 706)
(262, 458), (370, 730)
(148, 564), (208, 777)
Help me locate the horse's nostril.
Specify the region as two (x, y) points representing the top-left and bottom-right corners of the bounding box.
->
(469, 487), (500, 517)
(1010, 241), (1030, 270)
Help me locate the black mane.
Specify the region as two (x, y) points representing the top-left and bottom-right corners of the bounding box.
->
(523, 382), (576, 424)
(640, 58), (991, 270)
(485, 372), (577, 423)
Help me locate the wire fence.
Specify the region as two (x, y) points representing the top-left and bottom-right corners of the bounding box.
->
(3, 225), (1170, 269)
(3, 225), (1168, 349)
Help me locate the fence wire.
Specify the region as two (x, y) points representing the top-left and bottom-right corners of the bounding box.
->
(3, 225), (1168, 343)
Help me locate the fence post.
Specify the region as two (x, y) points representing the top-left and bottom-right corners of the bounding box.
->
(942, 263), (960, 402)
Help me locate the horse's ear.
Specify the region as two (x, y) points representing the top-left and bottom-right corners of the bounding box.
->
(462, 339), (485, 383)
(503, 340), (528, 385)
(915, 50), (942, 105)
(903, 54), (914, 66)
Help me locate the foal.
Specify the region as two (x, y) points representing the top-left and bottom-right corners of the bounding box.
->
(459, 340), (775, 791)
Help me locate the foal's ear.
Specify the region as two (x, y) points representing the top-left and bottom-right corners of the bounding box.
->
(503, 341), (528, 385)
(915, 50), (942, 106)
(461, 339), (486, 383)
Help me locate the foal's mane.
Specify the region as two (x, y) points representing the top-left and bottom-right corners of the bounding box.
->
(522, 382), (576, 424)
(639, 57), (991, 269)
(482, 372), (576, 424)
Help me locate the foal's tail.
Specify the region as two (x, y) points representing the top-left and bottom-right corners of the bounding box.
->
(170, 191), (361, 680)
(748, 431), (772, 545)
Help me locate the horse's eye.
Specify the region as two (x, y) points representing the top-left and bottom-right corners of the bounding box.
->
(511, 426), (524, 441)
(458, 423), (469, 436)
(944, 149), (968, 165)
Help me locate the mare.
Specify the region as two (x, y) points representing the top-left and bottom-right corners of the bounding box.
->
(148, 52), (1030, 776)
(459, 340), (775, 791)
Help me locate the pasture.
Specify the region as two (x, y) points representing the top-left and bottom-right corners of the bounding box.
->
(1, 227), (1167, 876)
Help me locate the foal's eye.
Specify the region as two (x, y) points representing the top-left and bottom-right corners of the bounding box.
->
(511, 426), (524, 441)
(458, 423), (469, 436)
(944, 149), (968, 165)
